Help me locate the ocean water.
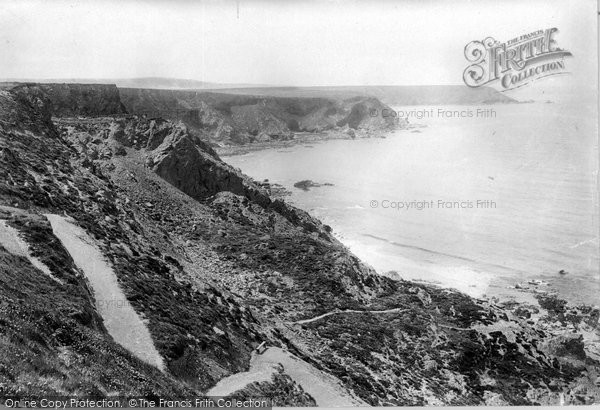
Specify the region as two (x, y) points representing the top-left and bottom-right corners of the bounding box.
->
(224, 103), (599, 306)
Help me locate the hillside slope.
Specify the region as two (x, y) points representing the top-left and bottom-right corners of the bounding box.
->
(0, 83), (598, 405)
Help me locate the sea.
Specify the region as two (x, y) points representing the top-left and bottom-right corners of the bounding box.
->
(224, 103), (599, 306)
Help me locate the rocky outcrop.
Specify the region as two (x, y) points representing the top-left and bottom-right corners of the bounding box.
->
(113, 118), (332, 236)
(0, 87), (57, 138)
(293, 180), (334, 191)
(150, 128), (256, 201)
(334, 97), (392, 130)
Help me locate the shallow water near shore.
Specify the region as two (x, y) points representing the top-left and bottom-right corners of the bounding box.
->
(224, 103), (599, 306)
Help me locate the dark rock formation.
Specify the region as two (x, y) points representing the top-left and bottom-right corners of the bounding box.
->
(293, 180), (334, 191)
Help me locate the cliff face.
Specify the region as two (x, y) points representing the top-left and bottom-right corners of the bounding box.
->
(118, 87), (398, 145)
(1, 84), (599, 405)
(10, 83), (127, 117)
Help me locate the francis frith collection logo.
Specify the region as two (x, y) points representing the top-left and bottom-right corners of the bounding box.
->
(463, 28), (572, 90)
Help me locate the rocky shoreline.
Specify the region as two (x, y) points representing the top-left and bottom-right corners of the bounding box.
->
(216, 126), (395, 157)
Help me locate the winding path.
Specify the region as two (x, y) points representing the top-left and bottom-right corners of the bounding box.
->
(206, 309), (414, 404)
(294, 307), (410, 325)
(207, 347), (366, 407)
(45, 214), (165, 371)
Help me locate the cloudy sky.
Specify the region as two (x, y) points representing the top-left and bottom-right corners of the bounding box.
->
(0, 0), (596, 95)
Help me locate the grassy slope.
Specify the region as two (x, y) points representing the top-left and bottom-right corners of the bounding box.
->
(0, 211), (192, 397)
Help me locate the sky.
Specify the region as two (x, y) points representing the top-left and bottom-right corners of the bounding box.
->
(0, 0), (597, 95)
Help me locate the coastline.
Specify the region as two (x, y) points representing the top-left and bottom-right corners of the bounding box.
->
(220, 108), (599, 310)
(216, 127), (401, 157)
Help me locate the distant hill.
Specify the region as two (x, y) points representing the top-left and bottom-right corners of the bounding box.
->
(109, 77), (274, 90)
(0, 77), (268, 90)
(206, 85), (517, 105)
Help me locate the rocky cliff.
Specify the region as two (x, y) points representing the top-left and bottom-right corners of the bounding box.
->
(118, 88), (398, 145)
(0, 83), (598, 405)
(10, 83), (127, 117)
